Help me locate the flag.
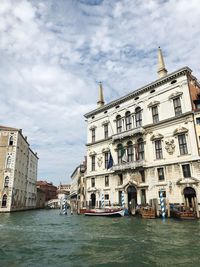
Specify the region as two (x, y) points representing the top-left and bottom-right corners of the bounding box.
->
(120, 145), (127, 162)
(107, 153), (113, 169)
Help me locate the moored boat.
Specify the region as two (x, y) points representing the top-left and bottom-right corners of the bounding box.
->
(171, 205), (196, 220)
(139, 206), (156, 219)
(84, 208), (125, 217)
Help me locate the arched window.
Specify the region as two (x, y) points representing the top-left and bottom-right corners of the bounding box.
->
(117, 144), (123, 164)
(6, 156), (11, 169)
(125, 111), (132, 130)
(135, 107), (142, 127)
(9, 136), (14, 146)
(116, 115), (122, 133)
(137, 138), (144, 160)
(2, 194), (7, 207)
(127, 141), (134, 162)
(4, 176), (9, 188)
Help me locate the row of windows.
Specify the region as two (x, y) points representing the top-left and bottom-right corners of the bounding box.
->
(90, 164), (191, 188)
(91, 134), (188, 171)
(91, 97), (182, 142)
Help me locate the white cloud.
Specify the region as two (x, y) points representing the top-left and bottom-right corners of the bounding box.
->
(0, 0), (200, 185)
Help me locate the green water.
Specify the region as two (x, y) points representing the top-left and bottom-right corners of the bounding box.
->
(0, 210), (200, 267)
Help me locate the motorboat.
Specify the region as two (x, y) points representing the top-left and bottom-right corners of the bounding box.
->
(84, 208), (125, 217)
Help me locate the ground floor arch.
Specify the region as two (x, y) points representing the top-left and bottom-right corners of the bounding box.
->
(91, 193), (96, 208)
(127, 185), (137, 214)
(1, 194), (7, 207)
(183, 187), (196, 208)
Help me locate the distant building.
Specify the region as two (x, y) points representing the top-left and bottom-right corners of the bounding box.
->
(0, 126), (38, 212)
(84, 48), (200, 214)
(57, 184), (71, 204)
(36, 181), (57, 201)
(70, 161), (86, 212)
(36, 188), (46, 209)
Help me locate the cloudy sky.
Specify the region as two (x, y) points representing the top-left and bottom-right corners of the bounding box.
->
(0, 0), (200, 185)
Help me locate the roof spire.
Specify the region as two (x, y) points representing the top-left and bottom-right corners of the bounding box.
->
(157, 47), (168, 78)
(97, 82), (104, 108)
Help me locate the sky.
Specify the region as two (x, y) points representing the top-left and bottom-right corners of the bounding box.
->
(0, 0), (200, 185)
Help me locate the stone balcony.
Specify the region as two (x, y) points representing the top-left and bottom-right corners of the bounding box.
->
(112, 127), (145, 142)
(113, 160), (146, 171)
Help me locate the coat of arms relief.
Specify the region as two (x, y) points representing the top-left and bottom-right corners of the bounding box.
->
(165, 139), (175, 155)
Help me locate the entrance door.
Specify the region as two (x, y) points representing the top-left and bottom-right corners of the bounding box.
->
(91, 193), (96, 208)
(2, 194), (7, 207)
(127, 186), (137, 214)
(184, 187), (196, 208)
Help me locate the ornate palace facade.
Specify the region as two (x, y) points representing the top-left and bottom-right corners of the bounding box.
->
(84, 48), (200, 212)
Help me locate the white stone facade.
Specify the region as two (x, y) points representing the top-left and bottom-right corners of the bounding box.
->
(0, 127), (38, 212)
(84, 67), (200, 212)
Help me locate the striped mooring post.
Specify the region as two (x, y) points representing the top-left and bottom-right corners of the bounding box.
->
(63, 199), (67, 214)
(121, 191), (125, 208)
(101, 193), (104, 208)
(159, 191), (166, 219)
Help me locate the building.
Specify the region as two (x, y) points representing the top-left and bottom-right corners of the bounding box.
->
(57, 183), (71, 205)
(0, 126), (38, 212)
(70, 161), (86, 212)
(36, 188), (46, 209)
(36, 181), (57, 201)
(84, 48), (200, 214)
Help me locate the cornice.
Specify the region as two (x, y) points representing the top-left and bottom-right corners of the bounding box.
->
(84, 67), (192, 119)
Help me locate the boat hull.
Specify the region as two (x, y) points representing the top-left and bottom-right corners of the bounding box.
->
(84, 209), (124, 217)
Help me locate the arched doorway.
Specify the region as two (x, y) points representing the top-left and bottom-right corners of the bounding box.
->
(127, 186), (137, 214)
(2, 194), (7, 207)
(184, 187), (196, 208)
(91, 193), (96, 208)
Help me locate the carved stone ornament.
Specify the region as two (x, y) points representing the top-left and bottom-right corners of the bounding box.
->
(168, 91), (183, 100)
(97, 156), (103, 167)
(147, 101), (160, 108)
(173, 127), (188, 135)
(165, 139), (175, 155)
(150, 133), (164, 141)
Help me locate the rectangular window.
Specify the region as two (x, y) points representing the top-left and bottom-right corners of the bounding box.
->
(91, 156), (95, 171)
(140, 170), (145, 183)
(157, 168), (165, 181)
(141, 189), (146, 205)
(91, 129), (95, 143)
(178, 134), (188, 155)
(152, 106), (159, 124)
(105, 176), (109, 187)
(116, 117), (122, 133)
(196, 118), (200, 125)
(91, 177), (95, 187)
(173, 97), (182, 116)
(158, 190), (166, 198)
(119, 191), (122, 206)
(104, 124), (108, 139)
(182, 164), (191, 178)
(104, 152), (109, 169)
(118, 174), (123, 185)
(105, 194), (109, 200)
(155, 140), (163, 159)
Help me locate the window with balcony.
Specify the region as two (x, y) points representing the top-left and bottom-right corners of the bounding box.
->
(116, 115), (122, 133)
(173, 97), (182, 116)
(155, 140), (163, 159)
(182, 164), (191, 178)
(4, 176), (9, 188)
(104, 124), (108, 139)
(125, 111), (132, 130)
(6, 156), (11, 169)
(152, 106), (159, 124)
(104, 152), (109, 169)
(127, 141), (134, 162)
(1, 194), (7, 207)
(135, 107), (142, 127)
(178, 134), (188, 155)
(137, 138), (144, 160)
(117, 144), (123, 164)
(157, 168), (165, 181)
(91, 129), (95, 143)
(105, 176), (109, 187)
(91, 156), (95, 171)
(91, 177), (95, 187)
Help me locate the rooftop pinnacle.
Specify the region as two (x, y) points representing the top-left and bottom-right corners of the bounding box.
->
(97, 82), (105, 108)
(157, 47), (168, 78)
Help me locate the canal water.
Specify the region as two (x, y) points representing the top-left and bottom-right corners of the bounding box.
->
(0, 209), (200, 267)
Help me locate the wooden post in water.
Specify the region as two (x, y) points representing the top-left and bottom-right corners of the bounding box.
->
(195, 197), (200, 218)
(166, 199), (170, 218)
